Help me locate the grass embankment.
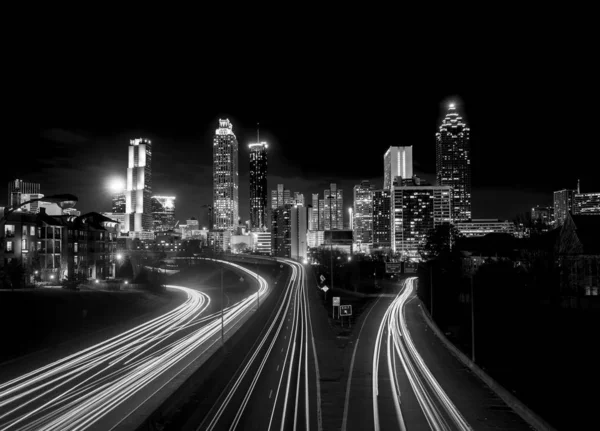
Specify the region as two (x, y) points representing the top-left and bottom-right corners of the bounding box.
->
(0, 288), (181, 363)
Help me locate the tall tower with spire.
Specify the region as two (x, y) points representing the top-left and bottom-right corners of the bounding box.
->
(249, 123), (268, 230)
(436, 103), (472, 221)
(213, 119), (239, 230)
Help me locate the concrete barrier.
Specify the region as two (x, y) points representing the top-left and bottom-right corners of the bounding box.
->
(419, 302), (557, 431)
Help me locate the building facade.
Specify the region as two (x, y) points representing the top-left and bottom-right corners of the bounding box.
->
(310, 194), (319, 230)
(384, 146), (413, 191)
(7, 179), (40, 208)
(249, 142), (268, 230)
(574, 192), (600, 215)
(531, 205), (554, 225)
(272, 204), (292, 257)
(151, 196), (176, 232)
(454, 219), (516, 237)
(353, 180), (374, 244)
(391, 184), (452, 258)
(372, 189), (392, 249)
(213, 119), (239, 230)
(252, 231), (272, 255)
(436, 104), (472, 221)
(271, 184), (292, 209)
(125, 138), (153, 233)
(554, 189), (576, 226)
(112, 192), (126, 213)
(291, 205), (308, 260)
(322, 183), (343, 230)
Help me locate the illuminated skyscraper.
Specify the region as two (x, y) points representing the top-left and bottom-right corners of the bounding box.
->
(294, 192), (305, 206)
(310, 193), (319, 230)
(553, 189), (576, 226)
(436, 103), (472, 221)
(112, 192), (126, 213)
(151, 196), (176, 232)
(213, 119), (239, 230)
(323, 184), (343, 230)
(271, 184), (292, 209)
(353, 180), (374, 244)
(372, 189), (391, 248)
(249, 142), (268, 230)
(384, 147), (413, 190)
(125, 138), (153, 233)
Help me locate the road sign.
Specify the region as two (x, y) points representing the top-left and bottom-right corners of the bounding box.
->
(340, 305), (352, 316)
(385, 262), (402, 274)
(333, 297), (340, 306)
(322, 286), (329, 292)
(320, 275), (325, 283)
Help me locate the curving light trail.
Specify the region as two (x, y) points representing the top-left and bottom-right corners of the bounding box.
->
(200, 258), (318, 431)
(0, 260), (269, 431)
(373, 277), (472, 431)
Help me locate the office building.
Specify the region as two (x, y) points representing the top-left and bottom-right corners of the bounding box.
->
(272, 204), (292, 257)
(320, 230), (353, 254)
(531, 205), (554, 225)
(391, 182), (452, 258)
(554, 189), (576, 226)
(249, 142), (268, 230)
(112, 192), (126, 213)
(271, 184), (292, 209)
(454, 219), (516, 238)
(574, 192), (600, 215)
(307, 230), (325, 248)
(310, 194), (319, 230)
(252, 231), (272, 255)
(291, 205), (308, 260)
(125, 138), (153, 233)
(294, 192), (305, 206)
(20, 193), (45, 213)
(372, 189), (392, 248)
(436, 103), (472, 221)
(209, 229), (232, 252)
(151, 196), (176, 232)
(321, 183), (343, 230)
(384, 146), (413, 191)
(353, 180), (374, 244)
(213, 119), (239, 230)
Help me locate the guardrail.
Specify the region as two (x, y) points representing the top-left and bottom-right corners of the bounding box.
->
(419, 301), (556, 431)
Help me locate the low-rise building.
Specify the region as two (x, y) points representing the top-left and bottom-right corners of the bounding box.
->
(454, 219), (516, 238)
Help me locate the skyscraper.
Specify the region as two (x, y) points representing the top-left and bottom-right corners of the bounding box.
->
(323, 183), (343, 230)
(249, 142), (268, 230)
(151, 196), (176, 232)
(294, 192), (305, 206)
(7, 179), (40, 208)
(272, 204), (292, 257)
(353, 180), (374, 244)
(125, 138), (153, 233)
(574, 192), (600, 215)
(553, 189), (576, 226)
(271, 184), (292, 209)
(391, 179), (452, 258)
(436, 103), (472, 221)
(112, 192), (126, 213)
(291, 205), (308, 260)
(213, 119), (239, 230)
(310, 193), (319, 230)
(372, 189), (391, 248)
(384, 147), (413, 191)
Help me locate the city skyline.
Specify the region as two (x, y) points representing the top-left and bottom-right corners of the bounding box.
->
(30, 98), (597, 226)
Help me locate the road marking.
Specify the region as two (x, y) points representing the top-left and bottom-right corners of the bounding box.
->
(281, 347), (284, 353)
(284, 335), (287, 339)
(341, 295), (383, 431)
(277, 365), (279, 371)
(269, 389), (273, 399)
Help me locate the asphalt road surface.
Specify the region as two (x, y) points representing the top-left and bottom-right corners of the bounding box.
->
(0, 260), (268, 431)
(190, 258), (321, 431)
(343, 277), (534, 431)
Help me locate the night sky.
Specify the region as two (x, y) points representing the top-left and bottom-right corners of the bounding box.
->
(26, 34), (598, 228)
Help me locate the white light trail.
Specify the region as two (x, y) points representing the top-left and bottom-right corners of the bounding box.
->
(373, 277), (472, 431)
(0, 260), (270, 431)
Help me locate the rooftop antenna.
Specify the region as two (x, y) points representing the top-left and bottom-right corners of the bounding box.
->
(577, 178), (580, 194)
(257, 122), (260, 144)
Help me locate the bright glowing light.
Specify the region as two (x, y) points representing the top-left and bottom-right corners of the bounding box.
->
(50, 275), (54, 279)
(95, 279), (99, 283)
(34, 270), (39, 275)
(108, 178), (125, 193)
(449, 103), (455, 108)
(116, 254), (123, 260)
(303, 259), (308, 264)
(348, 256), (351, 261)
(124, 281), (128, 284)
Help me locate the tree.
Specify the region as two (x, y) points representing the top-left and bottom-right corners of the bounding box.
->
(422, 224), (464, 259)
(233, 242), (249, 253)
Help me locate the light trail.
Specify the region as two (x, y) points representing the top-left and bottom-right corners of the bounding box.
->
(0, 260), (269, 431)
(373, 277), (472, 431)
(200, 258), (316, 431)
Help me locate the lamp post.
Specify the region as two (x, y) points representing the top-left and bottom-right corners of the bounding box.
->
(329, 193), (334, 292)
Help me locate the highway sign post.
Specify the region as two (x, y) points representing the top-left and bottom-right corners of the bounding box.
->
(322, 285), (329, 301)
(333, 296), (340, 318)
(340, 304), (352, 328)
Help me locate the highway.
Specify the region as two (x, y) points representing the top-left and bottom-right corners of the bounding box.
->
(192, 258), (321, 431)
(344, 277), (533, 431)
(0, 260), (269, 431)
